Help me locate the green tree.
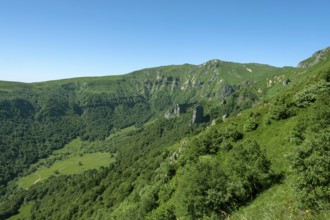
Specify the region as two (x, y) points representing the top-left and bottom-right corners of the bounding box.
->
(226, 140), (274, 202)
(146, 204), (176, 220)
(244, 112), (259, 132)
(270, 96), (293, 120)
(292, 130), (330, 210)
(175, 160), (228, 219)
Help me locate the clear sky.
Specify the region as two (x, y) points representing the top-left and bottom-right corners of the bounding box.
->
(0, 0), (329, 83)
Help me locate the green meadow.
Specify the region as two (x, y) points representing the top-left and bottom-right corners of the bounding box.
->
(7, 202), (33, 220)
(18, 152), (114, 190)
(17, 138), (115, 190)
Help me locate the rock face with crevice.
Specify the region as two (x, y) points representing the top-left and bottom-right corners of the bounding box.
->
(165, 104), (186, 119)
(191, 105), (204, 124)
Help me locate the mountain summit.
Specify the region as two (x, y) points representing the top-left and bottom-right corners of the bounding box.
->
(298, 46), (330, 68)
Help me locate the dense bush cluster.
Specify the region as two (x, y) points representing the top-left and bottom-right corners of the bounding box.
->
(291, 89), (330, 211)
(174, 140), (275, 219)
(243, 112), (259, 132)
(269, 96), (294, 120)
(293, 80), (330, 108)
(292, 131), (330, 210)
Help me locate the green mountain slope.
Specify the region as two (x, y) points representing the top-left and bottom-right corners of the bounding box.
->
(0, 48), (330, 219)
(0, 60), (282, 191)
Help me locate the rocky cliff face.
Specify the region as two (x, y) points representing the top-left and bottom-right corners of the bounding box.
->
(298, 47), (330, 68)
(0, 59), (284, 145)
(165, 104), (186, 119)
(191, 105), (204, 124)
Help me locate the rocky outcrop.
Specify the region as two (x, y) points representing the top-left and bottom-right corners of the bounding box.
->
(219, 84), (235, 97)
(283, 79), (291, 86)
(142, 77), (181, 95)
(191, 105), (204, 124)
(298, 47), (330, 68)
(217, 84), (235, 104)
(165, 104), (186, 119)
(218, 84), (235, 98)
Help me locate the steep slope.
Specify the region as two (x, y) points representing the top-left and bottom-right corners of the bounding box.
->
(298, 47), (330, 68)
(1, 48), (330, 219)
(0, 60), (283, 194)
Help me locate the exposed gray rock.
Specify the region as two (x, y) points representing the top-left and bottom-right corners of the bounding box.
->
(211, 119), (216, 126)
(283, 79), (291, 86)
(218, 84), (235, 98)
(191, 105), (204, 124)
(165, 104), (185, 119)
(297, 47), (330, 68)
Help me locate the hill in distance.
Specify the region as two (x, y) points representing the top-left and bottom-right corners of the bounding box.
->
(0, 47), (329, 219)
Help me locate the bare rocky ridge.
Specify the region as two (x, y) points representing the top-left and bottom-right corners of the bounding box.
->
(297, 47), (330, 68)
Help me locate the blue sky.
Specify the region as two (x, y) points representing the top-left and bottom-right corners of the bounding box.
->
(0, 0), (329, 82)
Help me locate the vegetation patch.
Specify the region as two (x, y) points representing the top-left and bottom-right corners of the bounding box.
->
(0, 49), (330, 219)
(18, 152), (114, 190)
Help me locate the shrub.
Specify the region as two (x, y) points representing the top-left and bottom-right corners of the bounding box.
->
(291, 130), (330, 210)
(224, 123), (243, 142)
(293, 80), (330, 108)
(244, 113), (259, 132)
(146, 204), (176, 220)
(175, 140), (275, 219)
(270, 96), (294, 120)
(227, 140), (274, 200)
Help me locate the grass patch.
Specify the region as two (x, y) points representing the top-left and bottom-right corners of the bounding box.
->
(7, 202), (33, 220)
(232, 177), (330, 220)
(18, 152), (114, 190)
(106, 125), (140, 140)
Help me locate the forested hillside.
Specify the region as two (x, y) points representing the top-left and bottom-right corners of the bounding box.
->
(0, 47), (329, 219)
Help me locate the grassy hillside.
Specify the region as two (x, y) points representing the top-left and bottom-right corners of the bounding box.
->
(0, 48), (329, 219)
(0, 59), (283, 193)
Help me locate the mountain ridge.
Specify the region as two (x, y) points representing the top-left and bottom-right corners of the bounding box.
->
(0, 47), (329, 219)
(1, 58), (285, 85)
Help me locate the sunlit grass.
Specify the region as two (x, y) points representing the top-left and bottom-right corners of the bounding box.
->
(18, 152), (114, 190)
(7, 202), (33, 220)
